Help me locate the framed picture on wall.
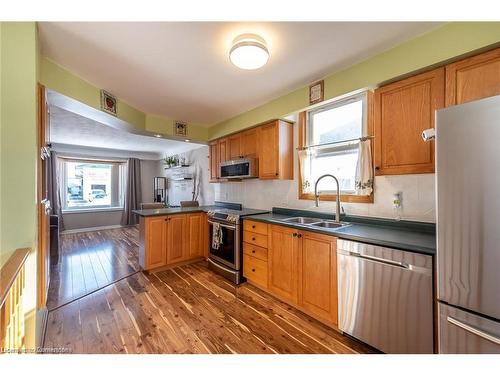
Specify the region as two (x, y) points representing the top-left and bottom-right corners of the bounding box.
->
(174, 121), (188, 137)
(309, 80), (324, 105)
(100, 90), (117, 116)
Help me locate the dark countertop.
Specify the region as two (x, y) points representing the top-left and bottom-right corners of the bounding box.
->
(244, 209), (436, 256)
(133, 205), (218, 217)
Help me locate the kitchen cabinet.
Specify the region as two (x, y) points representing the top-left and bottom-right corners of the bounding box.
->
(208, 141), (219, 182)
(241, 128), (257, 158)
(140, 216), (167, 270)
(243, 220), (339, 327)
(218, 138), (229, 165)
(257, 119), (293, 180)
(166, 214), (188, 264)
(228, 134), (242, 160)
(299, 231), (338, 325)
(374, 67), (444, 175)
(187, 213), (205, 259)
(243, 220), (269, 289)
(445, 47), (500, 106)
(268, 224), (299, 303)
(139, 213), (205, 271)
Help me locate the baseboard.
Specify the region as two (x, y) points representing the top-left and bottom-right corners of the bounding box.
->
(61, 224), (125, 234)
(36, 307), (49, 349)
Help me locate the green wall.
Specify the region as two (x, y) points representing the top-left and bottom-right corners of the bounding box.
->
(209, 22), (500, 139)
(40, 57), (209, 142)
(0, 22), (38, 266)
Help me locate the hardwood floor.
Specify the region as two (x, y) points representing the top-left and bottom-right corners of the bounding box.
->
(44, 259), (377, 354)
(47, 227), (140, 310)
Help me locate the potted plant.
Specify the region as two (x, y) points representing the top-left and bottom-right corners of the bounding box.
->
(164, 155), (178, 169)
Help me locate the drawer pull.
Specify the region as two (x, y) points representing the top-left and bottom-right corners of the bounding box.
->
(252, 237), (256, 241)
(252, 250), (256, 254)
(252, 225), (256, 229)
(252, 268), (256, 272)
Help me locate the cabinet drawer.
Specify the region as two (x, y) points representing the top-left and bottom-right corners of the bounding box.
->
(243, 220), (268, 235)
(243, 243), (268, 261)
(243, 254), (268, 289)
(243, 231), (268, 248)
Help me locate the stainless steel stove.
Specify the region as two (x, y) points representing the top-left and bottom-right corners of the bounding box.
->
(207, 203), (268, 284)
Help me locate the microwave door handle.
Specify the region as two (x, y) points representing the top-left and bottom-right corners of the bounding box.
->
(447, 317), (500, 346)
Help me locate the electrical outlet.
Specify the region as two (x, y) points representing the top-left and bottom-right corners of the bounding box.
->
(393, 192), (402, 208)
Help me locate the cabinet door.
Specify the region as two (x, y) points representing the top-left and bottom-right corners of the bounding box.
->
(218, 138), (229, 165)
(446, 47), (500, 106)
(299, 231), (338, 325)
(187, 213), (204, 259)
(145, 216), (167, 270)
(257, 121), (279, 179)
(228, 134), (241, 160)
(166, 214), (187, 264)
(374, 67), (444, 175)
(209, 141), (219, 182)
(241, 128), (257, 158)
(268, 224), (299, 303)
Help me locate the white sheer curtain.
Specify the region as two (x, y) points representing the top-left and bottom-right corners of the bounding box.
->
(354, 139), (373, 195)
(298, 149), (314, 194)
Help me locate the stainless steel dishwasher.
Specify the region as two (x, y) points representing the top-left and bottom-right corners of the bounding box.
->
(337, 239), (434, 353)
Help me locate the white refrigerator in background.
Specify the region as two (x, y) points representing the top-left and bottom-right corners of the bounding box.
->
(436, 95), (500, 353)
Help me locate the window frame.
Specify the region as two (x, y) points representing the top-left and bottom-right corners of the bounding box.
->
(61, 158), (126, 213)
(298, 91), (374, 203)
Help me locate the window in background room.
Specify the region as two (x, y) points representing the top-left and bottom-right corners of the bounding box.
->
(62, 159), (125, 211)
(299, 91), (373, 202)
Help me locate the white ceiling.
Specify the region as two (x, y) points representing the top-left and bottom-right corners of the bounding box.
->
(38, 22), (442, 126)
(50, 106), (204, 157)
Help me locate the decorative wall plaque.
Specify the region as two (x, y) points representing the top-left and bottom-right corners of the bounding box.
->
(309, 80), (324, 105)
(100, 90), (117, 116)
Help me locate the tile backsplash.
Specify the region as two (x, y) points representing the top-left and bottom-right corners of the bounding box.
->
(213, 173), (436, 222)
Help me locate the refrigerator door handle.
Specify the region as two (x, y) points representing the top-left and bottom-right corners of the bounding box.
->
(447, 316), (500, 346)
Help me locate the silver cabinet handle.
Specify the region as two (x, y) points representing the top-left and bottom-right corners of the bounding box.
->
(447, 316), (500, 346)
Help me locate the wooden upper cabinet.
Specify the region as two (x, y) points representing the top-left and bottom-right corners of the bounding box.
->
(166, 214), (187, 265)
(209, 141), (219, 182)
(187, 213), (205, 259)
(257, 120), (293, 180)
(299, 231), (338, 325)
(446, 47), (500, 106)
(240, 128), (257, 158)
(374, 67), (444, 175)
(228, 134), (242, 160)
(268, 224), (299, 303)
(218, 138), (229, 165)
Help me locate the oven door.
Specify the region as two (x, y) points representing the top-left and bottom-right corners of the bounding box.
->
(208, 219), (240, 270)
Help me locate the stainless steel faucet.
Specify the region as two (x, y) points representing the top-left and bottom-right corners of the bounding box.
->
(314, 174), (342, 224)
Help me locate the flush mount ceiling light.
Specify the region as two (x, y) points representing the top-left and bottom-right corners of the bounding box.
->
(229, 34), (269, 70)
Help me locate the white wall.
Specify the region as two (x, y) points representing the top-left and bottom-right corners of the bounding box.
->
(162, 146), (214, 206)
(198, 121), (436, 223)
(54, 144), (165, 230)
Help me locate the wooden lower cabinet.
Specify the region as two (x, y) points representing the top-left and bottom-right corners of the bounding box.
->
(268, 225), (299, 304)
(166, 214), (188, 264)
(139, 213), (206, 271)
(187, 213), (205, 259)
(140, 216), (168, 270)
(246, 222), (338, 327)
(299, 231), (338, 325)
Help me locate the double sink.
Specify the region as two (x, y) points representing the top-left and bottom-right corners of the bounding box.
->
(279, 216), (351, 230)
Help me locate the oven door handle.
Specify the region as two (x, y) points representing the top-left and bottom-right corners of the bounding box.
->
(207, 220), (237, 230)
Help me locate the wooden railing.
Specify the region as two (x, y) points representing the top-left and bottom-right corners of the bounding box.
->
(0, 248), (30, 353)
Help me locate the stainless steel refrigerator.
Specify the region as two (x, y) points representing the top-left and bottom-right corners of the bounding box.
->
(436, 95), (500, 353)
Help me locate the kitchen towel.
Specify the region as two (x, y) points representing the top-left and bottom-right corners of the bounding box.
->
(355, 138), (373, 195)
(212, 222), (223, 250)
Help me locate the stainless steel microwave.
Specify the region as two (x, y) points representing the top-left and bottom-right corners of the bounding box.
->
(219, 158), (257, 179)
